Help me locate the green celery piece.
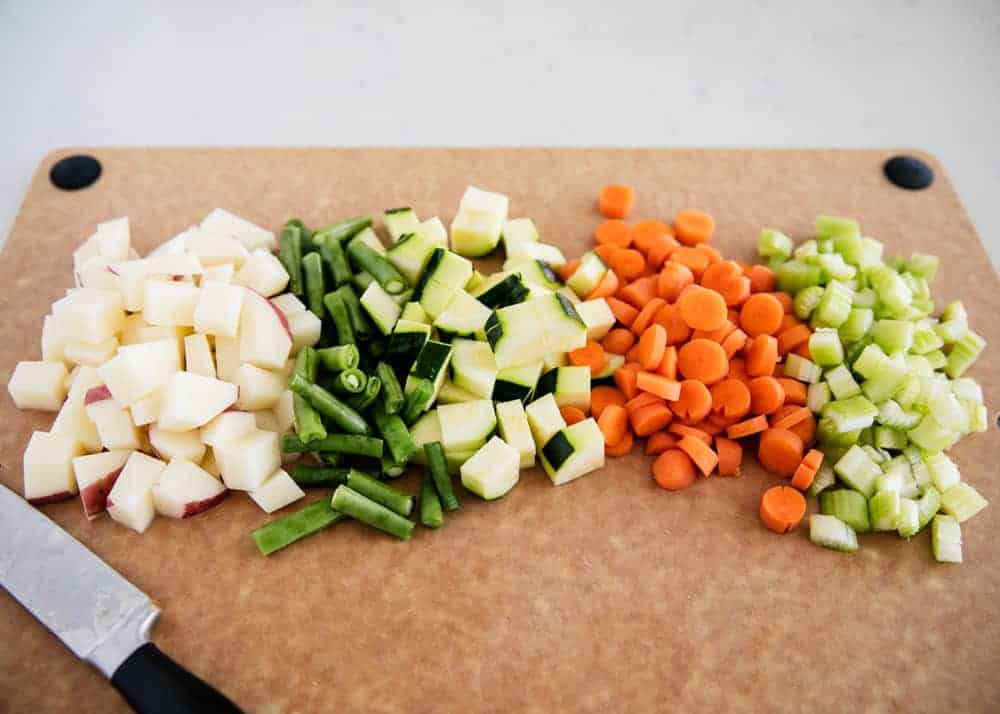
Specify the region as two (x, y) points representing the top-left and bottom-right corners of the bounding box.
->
(940, 483), (988, 523)
(834, 445), (882, 497)
(869, 490), (901, 531)
(897, 498), (920, 538)
(807, 463), (837, 498)
(932, 515), (962, 563)
(825, 364), (862, 400)
(852, 287), (877, 309)
(823, 395), (878, 433)
(812, 280), (854, 328)
(924, 452), (960, 492)
(944, 331), (985, 378)
(809, 514), (859, 552)
(794, 239), (819, 260)
(820, 489), (871, 532)
(950, 377), (984, 403)
(906, 253), (939, 283)
(916, 487), (941, 530)
(871, 320), (914, 354)
(777, 260), (822, 293)
(809, 328), (844, 367)
(757, 229), (793, 260)
(852, 343), (888, 380)
(964, 399), (988, 433)
(874, 425), (908, 450)
(907, 414), (958, 453)
(807, 382), (832, 413)
(784, 353), (822, 384)
(910, 321), (944, 354)
(838, 308), (874, 343)
(794, 285), (825, 320)
(876, 399), (921, 430)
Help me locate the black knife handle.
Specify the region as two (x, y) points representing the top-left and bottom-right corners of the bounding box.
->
(111, 643), (243, 714)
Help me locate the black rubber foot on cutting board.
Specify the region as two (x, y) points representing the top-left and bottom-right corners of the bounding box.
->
(50, 154), (102, 190)
(884, 155), (933, 190)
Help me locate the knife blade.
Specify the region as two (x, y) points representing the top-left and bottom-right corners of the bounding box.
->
(0, 484), (241, 713)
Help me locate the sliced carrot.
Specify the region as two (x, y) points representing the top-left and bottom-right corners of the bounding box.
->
(606, 297), (639, 328)
(728, 357), (748, 383)
(776, 324), (812, 356)
(601, 328), (635, 355)
(670, 379), (712, 424)
(678, 286), (728, 331)
(586, 269), (620, 300)
(788, 413), (817, 446)
(758, 428), (804, 478)
(605, 429), (634, 457)
(597, 404), (629, 446)
(635, 372), (681, 401)
(646, 431), (679, 455)
(769, 405), (801, 426)
(693, 419), (725, 436)
(779, 313), (803, 332)
(759, 486), (806, 534)
(635, 324), (667, 370)
(677, 435), (718, 476)
(715, 437), (742, 476)
(727, 308), (741, 325)
(676, 338), (729, 384)
(776, 378), (807, 406)
(613, 364), (639, 400)
(569, 340), (608, 376)
(802, 449), (824, 470)
(626, 343), (641, 364)
(726, 415), (769, 439)
(771, 405), (811, 431)
(692, 320), (736, 344)
(721, 328), (748, 359)
(609, 249), (646, 281)
(631, 403), (674, 437)
(656, 345), (678, 379)
(670, 246), (711, 277)
(618, 276), (657, 309)
(632, 220), (672, 254)
(739, 293), (785, 337)
(646, 233), (681, 271)
(771, 361), (785, 379)
(631, 297), (667, 336)
(709, 410), (740, 428)
(700, 261), (742, 292)
(652, 449), (696, 490)
(556, 259), (580, 282)
(744, 335), (779, 377)
(674, 209), (715, 246)
(768, 292), (794, 314)
(669, 423), (712, 445)
(594, 220), (633, 248)
(653, 303), (692, 346)
(590, 385), (627, 419)
(657, 261), (695, 301)
(747, 264), (776, 293)
(625, 391), (665, 416)
(598, 184), (634, 219)
(694, 243), (722, 264)
(718, 276), (751, 307)
(710, 378), (752, 420)
(594, 243), (620, 265)
(748, 376), (785, 416)
(560, 406), (587, 426)
(790, 462), (817, 491)
(793, 341), (812, 360)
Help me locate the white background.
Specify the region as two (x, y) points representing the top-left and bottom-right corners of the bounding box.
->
(2, 0), (998, 266)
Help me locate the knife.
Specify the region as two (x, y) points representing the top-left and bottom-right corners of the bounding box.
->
(0, 484), (242, 714)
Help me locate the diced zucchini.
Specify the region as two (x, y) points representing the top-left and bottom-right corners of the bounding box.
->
(458, 185), (509, 216)
(451, 208), (504, 257)
(525, 393), (567, 448)
(460, 436), (520, 499)
(542, 348), (568, 372)
(539, 418), (605, 486)
(809, 514), (859, 553)
(433, 290), (492, 340)
(932, 515), (962, 563)
(534, 294), (587, 353)
(576, 298), (615, 341)
(400, 301), (429, 324)
(384, 207), (420, 242)
(386, 230), (438, 285)
(566, 251), (607, 297)
(412, 248), (474, 318)
(556, 285), (582, 305)
(405, 339), (453, 408)
(534, 365), (591, 411)
(416, 216), (448, 248)
(502, 218), (539, 253)
(470, 272), (530, 309)
(501, 259), (562, 290)
(436, 379), (482, 404)
(385, 319), (431, 376)
(359, 281), (401, 335)
(492, 361), (543, 403)
(353, 226), (386, 254)
(450, 338), (497, 399)
(495, 399), (536, 468)
(438, 400), (497, 453)
(505, 240), (567, 269)
(592, 354), (625, 381)
(485, 300), (548, 368)
(409, 410), (442, 465)
(444, 448), (477, 474)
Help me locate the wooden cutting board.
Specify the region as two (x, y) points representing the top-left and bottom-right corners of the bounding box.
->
(1, 149), (998, 714)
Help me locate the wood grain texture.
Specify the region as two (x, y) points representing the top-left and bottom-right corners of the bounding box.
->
(1, 148), (998, 714)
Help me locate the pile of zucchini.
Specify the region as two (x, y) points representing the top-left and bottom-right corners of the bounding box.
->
(254, 187), (618, 555)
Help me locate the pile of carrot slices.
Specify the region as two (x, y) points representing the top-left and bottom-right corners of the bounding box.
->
(569, 185), (826, 535)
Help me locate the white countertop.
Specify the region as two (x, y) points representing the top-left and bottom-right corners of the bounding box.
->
(2, 0), (998, 266)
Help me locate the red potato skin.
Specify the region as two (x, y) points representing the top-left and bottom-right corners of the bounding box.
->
(80, 466), (125, 519)
(182, 489), (228, 517)
(28, 491), (75, 506)
(249, 287), (294, 341)
(84, 385), (113, 405)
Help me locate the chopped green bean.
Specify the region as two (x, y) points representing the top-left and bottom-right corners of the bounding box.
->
(381, 456), (408, 479)
(318, 232), (353, 287)
(291, 465), (349, 488)
(346, 237), (407, 294)
(420, 471), (443, 528)
(344, 469), (413, 517)
(294, 346), (319, 382)
(286, 218), (314, 250)
(332, 368), (367, 396)
(281, 432), (384, 458)
(322, 292), (355, 345)
(424, 442), (459, 511)
(321, 216), (372, 243)
(331, 485), (414, 540)
(334, 285), (374, 339)
(316, 344), (360, 372)
(292, 393), (327, 443)
(252, 499), (346, 556)
(353, 271), (374, 292)
(375, 362), (405, 415)
(346, 376), (382, 412)
(373, 402), (417, 465)
(402, 380), (434, 424)
(280, 224), (304, 296)
(302, 251), (326, 317)
(288, 374), (371, 435)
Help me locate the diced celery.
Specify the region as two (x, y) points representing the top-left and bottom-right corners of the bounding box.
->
(813, 280), (853, 327)
(852, 343), (887, 380)
(881, 456), (918, 497)
(903, 445), (932, 493)
(876, 400), (921, 430)
(807, 462), (837, 497)
(924, 452), (960, 492)
(820, 489), (871, 532)
(861, 353), (907, 403)
(809, 514), (859, 552)
(794, 239), (818, 260)
(928, 391), (969, 434)
(794, 285), (824, 320)
(869, 490), (901, 531)
(909, 320), (943, 354)
(809, 328), (843, 367)
(907, 414), (958, 452)
(924, 350), (947, 371)
(876, 468), (905, 495)
(931, 515), (962, 563)
(858, 426), (874, 447)
(893, 374), (921, 409)
(838, 308), (874, 343)
(908, 298), (934, 318)
(897, 498), (920, 538)
(862, 444), (887, 464)
(874, 426), (908, 450)
(757, 229), (793, 260)
(834, 445), (882, 497)
(817, 418), (860, 449)
(940, 483), (988, 523)
(934, 301), (968, 344)
(871, 320), (913, 354)
(964, 400), (988, 433)
(783, 353), (822, 384)
(825, 364), (862, 400)
(916, 486), (941, 530)
(916, 373), (948, 405)
(823, 395), (878, 433)
(900, 272), (929, 301)
(816, 215), (861, 241)
(950, 377), (983, 404)
(817, 238), (834, 253)
(852, 287), (877, 309)
(858, 238), (884, 270)
(815, 253), (857, 282)
(806, 382), (831, 413)
(906, 253), (939, 283)
(767, 255), (787, 271)
(944, 331), (985, 378)
(843, 340), (871, 369)
(867, 265), (912, 313)
(776, 260), (822, 293)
